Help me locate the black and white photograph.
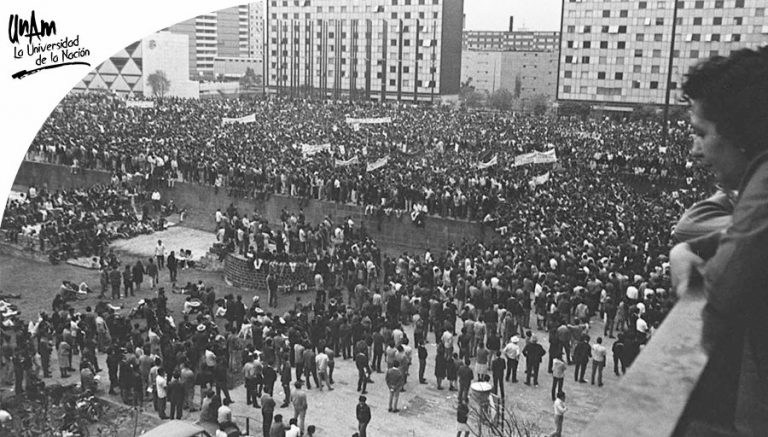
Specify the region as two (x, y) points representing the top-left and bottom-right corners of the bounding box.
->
(1, 0), (768, 436)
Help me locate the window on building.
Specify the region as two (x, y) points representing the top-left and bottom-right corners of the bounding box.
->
(583, 25), (592, 33)
(655, 17), (664, 25)
(651, 65), (661, 73)
(618, 41), (626, 49)
(599, 56), (607, 64)
(634, 49), (643, 57)
(732, 34), (741, 42)
(567, 40), (574, 48)
(602, 25), (610, 33)
(654, 33), (663, 42)
(676, 0), (685, 7)
(565, 55), (573, 63)
(692, 33), (701, 41)
(710, 50), (719, 57)
(693, 17), (702, 25)
(633, 65), (642, 73)
(598, 71), (606, 79)
(583, 41), (591, 48)
(650, 81), (659, 89)
(756, 7), (765, 16)
(618, 25), (627, 34)
(694, 0), (704, 7)
(563, 85), (571, 93)
(620, 10), (629, 18)
(567, 25), (576, 33)
(636, 33), (645, 41)
(632, 81), (641, 89)
(711, 34), (721, 42)
(391, 39), (397, 46)
(616, 56), (625, 65)
(582, 55), (590, 64)
(653, 49), (662, 57)
(600, 41), (609, 49)
(615, 72), (624, 80)
(690, 50), (699, 58)
(713, 17), (722, 25)
(389, 79), (396, 86)
(714, 0), (723, 7)
(639, 1), (647, 8)
(564, 70), (572, 78)
(671, 82), (678, 89)
(603, 10), (611, 17)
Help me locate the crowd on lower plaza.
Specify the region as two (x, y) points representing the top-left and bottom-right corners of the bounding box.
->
(1, 93), (718, 437)
(0, 180), (171, 263)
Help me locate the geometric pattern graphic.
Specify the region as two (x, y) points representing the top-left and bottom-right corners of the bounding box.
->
(73, 39), (144, 96)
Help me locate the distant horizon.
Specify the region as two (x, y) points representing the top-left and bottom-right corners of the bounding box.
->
(463, 0), (562, 32)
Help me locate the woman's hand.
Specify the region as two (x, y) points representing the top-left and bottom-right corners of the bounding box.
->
(670, 242), (705, 296)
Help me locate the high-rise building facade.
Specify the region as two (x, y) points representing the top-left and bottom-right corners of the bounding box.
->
(265, 0), (464, 102)
(168, 2), (264, 81)
(558, 0), (768, 107)
(463, 31), (559, 52)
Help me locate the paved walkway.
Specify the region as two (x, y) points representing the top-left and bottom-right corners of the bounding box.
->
(110, 226), (215, 262)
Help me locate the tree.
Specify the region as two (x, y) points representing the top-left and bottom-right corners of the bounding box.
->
(147, 70), (170, 98)
(239, 67), (260, 93)
(489, 88), (514, 111)
(558, 101), (592, 119)
(513, 74), (522, 99)
(460, 77), (485, 108)
(630, 104), (660, 122)
(529, 93), (550, 116)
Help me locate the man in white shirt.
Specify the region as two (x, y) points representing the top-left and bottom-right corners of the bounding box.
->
(155, 368), (168, 419)
(315, 350), (333, 391)
(550, 391), (567, 437)
(590, 337), (608, 387)
(285, 417), (301, 437)
(503, 336), (521, 383)
(155, 240), (166, 270)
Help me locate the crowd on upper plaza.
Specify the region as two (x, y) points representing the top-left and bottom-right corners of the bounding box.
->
(0, 180), (160, 261)
(27, 92), (707, 222)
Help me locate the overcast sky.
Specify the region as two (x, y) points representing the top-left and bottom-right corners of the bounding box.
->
(464, 0), (562, 32)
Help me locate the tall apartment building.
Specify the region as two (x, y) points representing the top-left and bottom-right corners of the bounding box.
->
(463, 30), (559, 52)
(265, 0), (464, 102)
(168, 2), (264, 81)
(558, 0), (768, 107)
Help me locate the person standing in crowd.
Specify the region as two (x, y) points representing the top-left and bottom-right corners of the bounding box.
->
(280, 355), (292, 408)
(155, 240), (166, 270)
(167, 250), (178, 285)
(457, 359), (473, 404)
(590, 337), (607, 387)
(503, 335), (520, 383)
(549, 391), (567, 437)
(551, 354), (567, 402)
(133, 259), (145, 292)
(523, 336), (545, 386)
(612, 335), (626, 376)
(290, 381), (308, 435)
(356, 349), (371, 394)
(417, 341), (428, 384)
(356, 395), (371, 437)
(167, 371), (185, 420)
(109, 267), (122, 300)
(491, 351), (506, 399)
(155, 368), (168, 420)
(269, 414), (286, 437)
(122, 265), (134, 297)
(456, 401), (470, 437)
(146, 258), (159, 289)
(261, 391), (276, 437)
(386, 361), (404, 412)
(572, 335), (591, 383)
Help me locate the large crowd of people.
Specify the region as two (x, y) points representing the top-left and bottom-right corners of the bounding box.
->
(2, 65), (734, 436)
(27, 93), (707, 222)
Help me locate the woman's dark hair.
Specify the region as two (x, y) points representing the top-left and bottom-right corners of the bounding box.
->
(682, 46), (768, 157)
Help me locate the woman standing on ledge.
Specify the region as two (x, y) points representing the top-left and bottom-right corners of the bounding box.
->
(671, 46), (768, 433)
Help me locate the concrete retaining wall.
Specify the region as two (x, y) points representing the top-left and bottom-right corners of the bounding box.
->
(12, 161), (493, 257)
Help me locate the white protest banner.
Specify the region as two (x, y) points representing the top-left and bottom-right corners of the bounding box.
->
(532, 149), (558, 164)
(513, 151), (537, 167)
(532, 172), (551, 186)
(301, 143), (332, 156)
(366, 156), (389, 172)
(222, 114), (256, 126)
(335, 156), (359, 167)
(659, 146), (668, 154)
(345, 117), (392, 124)
(125, 100), (154, 108)
(477, 155), (498, 170)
